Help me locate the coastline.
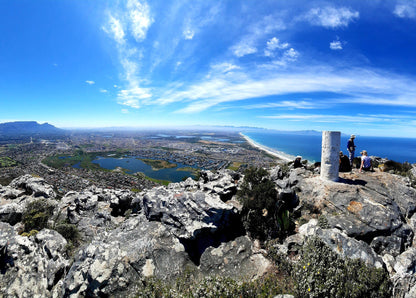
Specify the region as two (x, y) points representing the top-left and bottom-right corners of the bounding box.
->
(239, 132), (293, 162)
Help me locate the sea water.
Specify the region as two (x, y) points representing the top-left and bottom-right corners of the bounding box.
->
(243, 131), (416, 164)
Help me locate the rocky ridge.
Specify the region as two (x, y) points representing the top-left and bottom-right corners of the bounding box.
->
(0, 164), (416, 297)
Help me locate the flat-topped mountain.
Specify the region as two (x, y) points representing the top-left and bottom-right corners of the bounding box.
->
(0, 121), (63, 134)
(0, 121), (63, 135)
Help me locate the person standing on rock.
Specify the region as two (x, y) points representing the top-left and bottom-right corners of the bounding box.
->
(347, 134), (356, 167)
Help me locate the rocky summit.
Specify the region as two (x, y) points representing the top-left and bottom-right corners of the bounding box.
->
(1, 164), (416, 297)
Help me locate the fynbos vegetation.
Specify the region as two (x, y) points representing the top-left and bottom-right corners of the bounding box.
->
(237, 167), (294, 241)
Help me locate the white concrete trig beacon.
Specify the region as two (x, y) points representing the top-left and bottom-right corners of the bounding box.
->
(320, 131), (341, 182)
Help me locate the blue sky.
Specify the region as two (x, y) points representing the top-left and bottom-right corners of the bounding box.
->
(1, 0), (416, 137)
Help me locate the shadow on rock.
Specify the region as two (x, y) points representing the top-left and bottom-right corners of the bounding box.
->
(338, 177), (367, 186)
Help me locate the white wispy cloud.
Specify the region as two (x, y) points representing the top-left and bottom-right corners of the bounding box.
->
(264, 37), (289, 57)
(85, 80), (95, 85)
(394, 2), (416, 19)
(127, 0), (154, 42)
(103, 0), (154, 110)
(231, 42), (257, 57)
(117, 86), (152, 109)
(231, 15), (286, 58)
(330, 40), (343, 50)
(183, 28), (195, 40)
(100, 89), (108, 93)
(121, 109), (130, 114)
(261, 113), (413, 124)
(303, 6), (359, 28)
(182, 2), (221, 40)
(243, 100), (321, 110)
(103, 15), (125, 45)
(272, 48), (300, 66)
(154, 66), (416, 114)
(210, 63), (241, 74)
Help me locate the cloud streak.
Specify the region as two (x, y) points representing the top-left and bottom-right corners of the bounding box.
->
(303, 6), (359, 28)
(103, 0), (154, 109)
(394, 2), (416, 19)
(154, 67), (416, 113)
(261, 113), (414, 125)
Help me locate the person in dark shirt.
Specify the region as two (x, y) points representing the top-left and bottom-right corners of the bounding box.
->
(347, 134), (356, 167)
(294, 156), (303, 168)
(339, 151), (351, 172)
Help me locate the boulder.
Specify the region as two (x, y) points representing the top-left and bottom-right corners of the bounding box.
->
(269, 165), (283, 181)
(0, 203), (23, 225)
(199, 235), (271, 280)
(142, 187), (240, 240)
(394, 248), (416, 275)
(0, 223), (70, 297)
(371, 235), (402, 257)
(62, 215), (195, 297)
(0, 185), (25, 200)
(297, 174), (405, 242)
(9, 175), (56, 199)
(55, 190), (119, 242)
(281, 219), (384, 269)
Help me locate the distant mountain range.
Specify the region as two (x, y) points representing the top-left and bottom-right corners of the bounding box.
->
(0, 121), (64, 136)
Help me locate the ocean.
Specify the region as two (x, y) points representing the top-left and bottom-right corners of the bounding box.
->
(243, 131), (416, 164)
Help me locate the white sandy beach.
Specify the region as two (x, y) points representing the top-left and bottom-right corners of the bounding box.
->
(239, 132), (294, 162)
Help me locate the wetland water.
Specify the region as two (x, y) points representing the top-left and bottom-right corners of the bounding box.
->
(91, 156), (196, 182)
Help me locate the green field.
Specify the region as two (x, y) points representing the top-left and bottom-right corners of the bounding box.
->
(43, 150), (103, 170)
(0, 157), (18, 168)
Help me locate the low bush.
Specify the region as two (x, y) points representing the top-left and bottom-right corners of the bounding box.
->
(237, 167), (294, 241)
(22, 199), (55, 233)
(293, 237), (391, 297)
(134, 271), (294, 297)
(54, 223), (80, 245)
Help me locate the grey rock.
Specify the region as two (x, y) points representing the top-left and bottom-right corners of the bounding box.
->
(63, 215), (195, 297)
(55, 188), (142, 242)
(0, 202), (23, 225)
(0, 185), (25, 199)
(199, 236), (271, 280)
(0, 222), (70, 297)
(298, 175), (404, 241)
(391, 274), (416, 298)
(9, 174), (56, 199)
(293, 219), (384, 268)
(288, 168), (307, 187)
(394, 248), (416, 275)
(275, 178), (289, 189)
(269, 165), (283, 181)
(371, 235), (402, 257)
(142, 187), (239, 240)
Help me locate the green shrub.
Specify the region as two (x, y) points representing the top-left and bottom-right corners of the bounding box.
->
(54, 223), (80, 244)
(293, 237), (391, 297)
(237, 167), (293, 241)
(22, 199), (54, 233)
(21, 230), (39, 237)
(134, 272), (294, 298)
(317, 215), (329, 229)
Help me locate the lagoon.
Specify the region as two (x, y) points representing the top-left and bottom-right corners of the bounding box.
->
(91, 156), (196, 182)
